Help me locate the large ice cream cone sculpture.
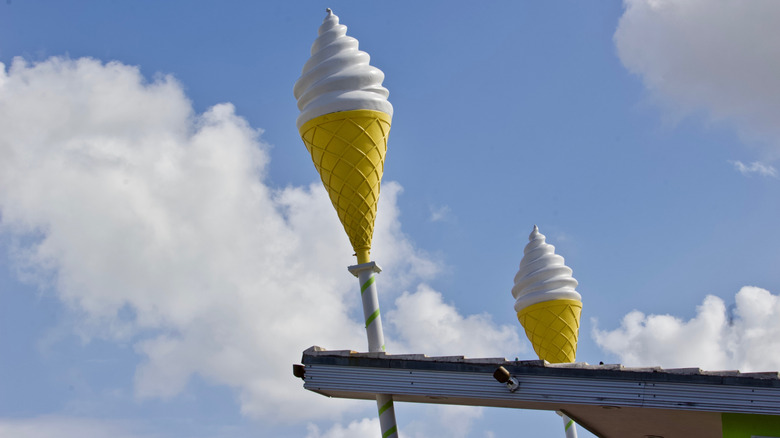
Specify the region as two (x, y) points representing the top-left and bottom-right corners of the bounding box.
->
(512, 226), (582, 363)
(294, 8), (393, 264)
(294, 10), (399, 438)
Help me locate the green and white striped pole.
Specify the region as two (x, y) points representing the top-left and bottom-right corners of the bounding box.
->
(557, 411), (578, 438)
(349, 261), (398, 438)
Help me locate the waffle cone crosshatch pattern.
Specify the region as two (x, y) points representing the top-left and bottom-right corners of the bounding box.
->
(298, 109), (391, 262)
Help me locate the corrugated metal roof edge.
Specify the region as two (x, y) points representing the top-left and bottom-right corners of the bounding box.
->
(301, 346), (780, 387)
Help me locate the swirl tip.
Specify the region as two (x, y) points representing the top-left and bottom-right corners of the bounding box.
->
(529, 224), (547, 242)
(326, 8), (333, 15)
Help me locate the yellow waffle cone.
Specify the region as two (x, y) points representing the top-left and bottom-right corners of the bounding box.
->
(517, 299), (582, 363)
(299, 109), (391, 264)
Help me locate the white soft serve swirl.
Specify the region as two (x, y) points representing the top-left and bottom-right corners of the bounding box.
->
(512, 225), (581, 312)
(294, 9), (393, 129)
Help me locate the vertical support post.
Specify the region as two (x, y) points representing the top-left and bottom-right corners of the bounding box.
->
(557, 412), (578, 438)
(350, 262), (386, 352)
(349, 262), (398, 438)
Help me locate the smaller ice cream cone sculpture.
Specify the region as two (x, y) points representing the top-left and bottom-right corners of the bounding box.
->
(512, 226), (582, 363)
(294, 8), (393, 264)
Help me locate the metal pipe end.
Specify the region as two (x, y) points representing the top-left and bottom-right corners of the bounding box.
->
(293, 364), (305, 380)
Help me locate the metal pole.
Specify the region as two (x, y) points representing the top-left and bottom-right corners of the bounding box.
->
(349, 261), (398, 438)
(557, 411), (578, 438)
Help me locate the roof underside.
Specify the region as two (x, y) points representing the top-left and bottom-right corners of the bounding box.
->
(298, 347), (780, 438)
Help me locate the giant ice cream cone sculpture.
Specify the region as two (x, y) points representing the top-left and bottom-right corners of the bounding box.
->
(294, 8), (393, 264)
(512, 226), (582, 363)
(294, 9), (398, 438)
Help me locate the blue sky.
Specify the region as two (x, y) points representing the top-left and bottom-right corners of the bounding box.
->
(1, 1), (780, 437)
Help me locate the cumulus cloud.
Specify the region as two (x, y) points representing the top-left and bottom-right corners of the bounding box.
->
(615, 0), (780, 151)
(306, 418), (379, 438)
(731, 160), (778, 178)
(0, 416), (155, 438)
(403, 405), (485, 438)
(594, 286), (780, 371)
(310, 406), (487, 438)
(387, 285), (522, 357)
(0, 56), (517, 422)
(428, 204), (450, 223)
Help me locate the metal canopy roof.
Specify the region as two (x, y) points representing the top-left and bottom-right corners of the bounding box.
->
(296, 346), (780, 438)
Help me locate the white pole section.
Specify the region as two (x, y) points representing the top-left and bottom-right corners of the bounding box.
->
(349, 262), (398, 438)
(556, 411), (578, 438)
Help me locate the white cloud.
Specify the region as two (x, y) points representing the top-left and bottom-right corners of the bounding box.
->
(371, 183), (441, 291)
(428, 204), (450, 222)
(0, 416), (156, 438)
(430, 405), (484, 438)
(306, 418), (379, 438)
(594, 286), (780, 371)
(401, 406), (486, 438)
(310, 406), (487, 438)
(615, 0), (780, 151)
(387, 284), (523, 357)
(0, 56), (515, 422)
(731, 160), (778, 178)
